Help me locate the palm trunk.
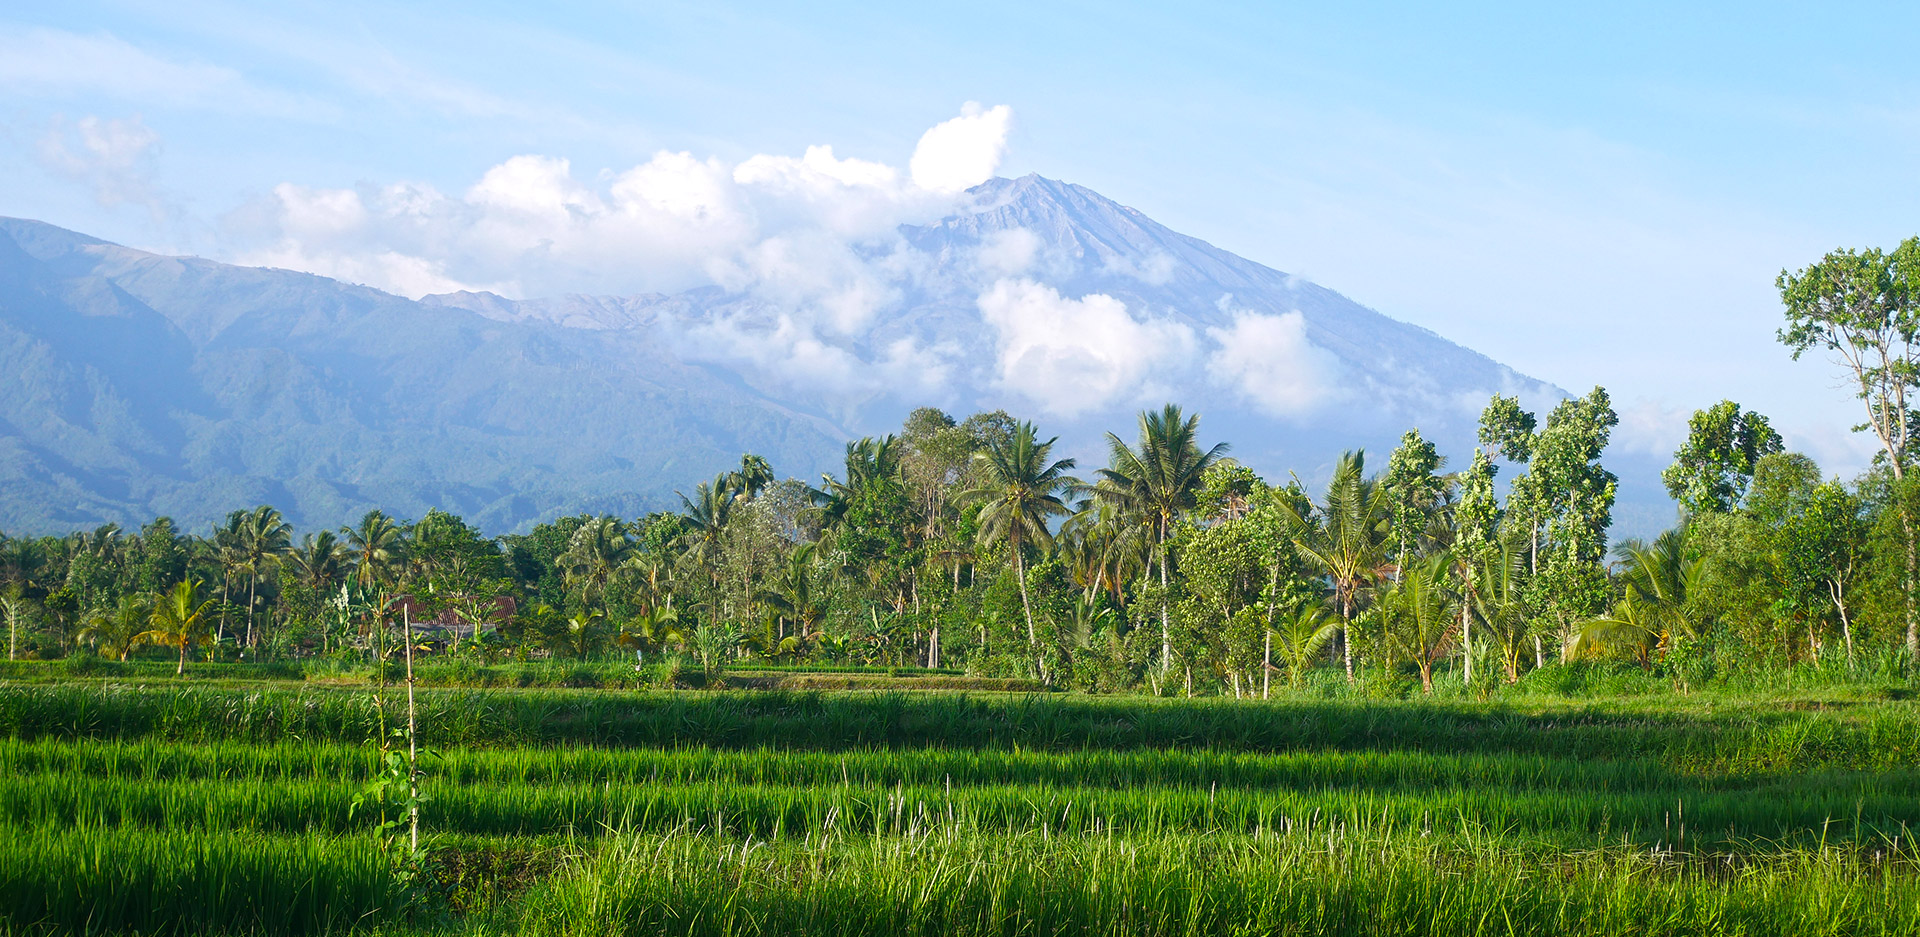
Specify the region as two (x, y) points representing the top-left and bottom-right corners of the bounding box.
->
(1015, 549), (1044, 683)
(1340, 589), (1355, 684)
(177, 638), (187, 676)
(1158, 528), (1172, 676)
(1461, 577), (1473, 687)
(246, 572), (257, 655)
(404, 604), (420, 853)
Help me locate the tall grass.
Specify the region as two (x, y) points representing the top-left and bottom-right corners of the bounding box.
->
(8, 770), (1917, 846)
(6, 683), (1919, 935)
(4, 684), (1917, 771)
(0, 826), (397, 935)
(520, 829), (1920, 937)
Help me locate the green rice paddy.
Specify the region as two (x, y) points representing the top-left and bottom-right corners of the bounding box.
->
(4, 680), (1918, 934)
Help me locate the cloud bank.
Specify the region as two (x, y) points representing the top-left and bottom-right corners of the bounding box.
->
(235, 103), (1016, 301)
(219, 101), (1362, 424)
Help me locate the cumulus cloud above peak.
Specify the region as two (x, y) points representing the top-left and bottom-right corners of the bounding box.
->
(910, 103), (1013, 194)
(234, 102), (1016, 301)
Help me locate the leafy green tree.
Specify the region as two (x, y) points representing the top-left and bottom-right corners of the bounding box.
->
(1383, 429), (1445, 576)
(410, 510), (509, 587)
(1176, 511), (1267, 693)
(1479, 395), (1537, 463)
(1662, 401), (1784, 515)
(959, 421), (1080, 682)
(1095, 404), (1229, 675)
(505, 516), (592, 609)
(1778, 237), (1920, 658)
(1779, 483), (1867, 664)
(1453, 449), (1501, 685)
(126, 518), (190, 597)
(1522, 387), (1620, 653)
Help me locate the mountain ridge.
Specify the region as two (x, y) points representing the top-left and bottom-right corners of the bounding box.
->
(0, 174), (1633, 537)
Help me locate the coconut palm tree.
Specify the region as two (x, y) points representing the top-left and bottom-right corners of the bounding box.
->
(559, 516), (634, 606)
(1094, 404), (1230, 676)
(291, 531), (348, 593)
(730, 453), (776, 500)
(208, 511), (249, 644)
(1572, 528), (1705, 666)
(812, 436), (903, 528)
(554, 609), (614, 660)
(1271, 600), (1342, 690)
(2, 586), (26, 661)
(138, 579), (215, 675)
(617, 603), (684, 662)
(236, 506), (292, 652)
(344, 511), (409, 591)
(759, 543), (827, 642)
(1280, 450), (1391, 682)
(1380, 553), (1460, 693)
(80, 596), (150, 661)
(1472, 536), (1534, 683)
(958, 421), (1081, 682)
(620, 552), (675, 618)
(678, 475), (736, 590)
(1061, 501), (1152, 608)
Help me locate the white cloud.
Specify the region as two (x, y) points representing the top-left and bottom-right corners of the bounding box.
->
(235, 104), (1012, 302)
(975, 228), (1041, 277)
(36, 115), (166, 213)
(1103, 249), (1177, 285)
(977, 278), (1194, 416)
(910, 103), (1013, 194)
(1205, 310), (1340, 417)
(1611, 398), (1691, 458)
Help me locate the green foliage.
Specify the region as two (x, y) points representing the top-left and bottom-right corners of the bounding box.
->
(1662, 400), (1785, 514)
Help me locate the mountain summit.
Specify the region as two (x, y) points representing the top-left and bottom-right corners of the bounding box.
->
(0, 176), (1568, 534)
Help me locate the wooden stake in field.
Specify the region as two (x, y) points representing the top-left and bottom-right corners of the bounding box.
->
(403, 604), (419, 854)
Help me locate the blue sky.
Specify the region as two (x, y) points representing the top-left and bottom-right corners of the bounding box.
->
(4, 1), (1918, 474)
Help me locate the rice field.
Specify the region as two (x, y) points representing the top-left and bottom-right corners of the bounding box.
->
(4, 681), (1919, 935)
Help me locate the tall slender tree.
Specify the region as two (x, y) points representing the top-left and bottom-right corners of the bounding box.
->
(237, 506), (292, 652)
(959, 421), (1081, 682)
(1281, 450), (1391, 682)
(1779, 237), (1920, 658)
(1095, 404), (1229, 675)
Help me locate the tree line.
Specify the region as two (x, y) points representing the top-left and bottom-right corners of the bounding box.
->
(2, 240), (1918, 692)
